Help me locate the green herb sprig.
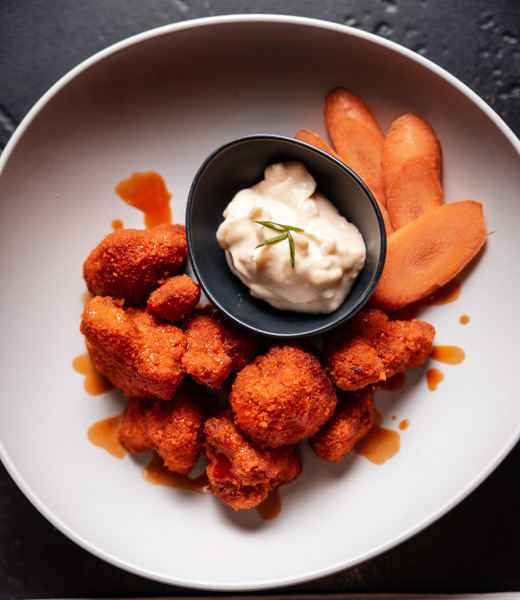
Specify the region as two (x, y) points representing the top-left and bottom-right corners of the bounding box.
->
(255, 220), (304, 269)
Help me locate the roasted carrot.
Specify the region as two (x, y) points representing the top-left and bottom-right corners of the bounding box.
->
(382, 113), (443, 230)
(297, 125), (393, 234)
(371, 200), (486, 311)
(324, 88), (387, 211)
(295, 129), (341, 160)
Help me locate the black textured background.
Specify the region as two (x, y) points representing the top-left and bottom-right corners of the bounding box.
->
(1, 1), (519, 598)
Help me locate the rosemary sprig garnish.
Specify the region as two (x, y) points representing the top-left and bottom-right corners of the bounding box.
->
(255, 220), (304, 269)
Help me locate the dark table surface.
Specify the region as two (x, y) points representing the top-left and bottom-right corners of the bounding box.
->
(1, 1), (519, 598)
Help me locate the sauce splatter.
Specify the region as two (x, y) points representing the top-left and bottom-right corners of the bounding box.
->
(426, 367), (444, 391)
(399, 419), (410, 431)
(143, 453), (212, 494)
(375, 372), (407, 392)
(111, 218), (124, 230)
(354, 409), (400, 465)
(87, 413), (126, 458)
(256, 487), (281, 520)
(460, 314), (470, 325)
(431, 345), (465, 365)
(115, 172), (172, 228)
(354, 426), (400, 465)
(73, 353), (114, 395)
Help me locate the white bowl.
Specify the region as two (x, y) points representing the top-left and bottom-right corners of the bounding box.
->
(0, 15), (519, 591)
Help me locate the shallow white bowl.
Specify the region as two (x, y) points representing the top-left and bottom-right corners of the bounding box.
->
(0, 14), (519, 591)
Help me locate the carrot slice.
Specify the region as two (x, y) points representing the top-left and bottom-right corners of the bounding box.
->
(371, 200), (486, 311)
(296, 127), (393, 235)
(295, 129), (341, 159)
(382, 113), (443, 230)
(324, 88), (391, 232)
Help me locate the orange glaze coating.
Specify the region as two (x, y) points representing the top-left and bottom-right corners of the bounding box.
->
(147, 274), (201, 323)
(181, 306), (259, 389)
(323, 308), (434, 392)
(81, 297), (185, 400)
(119, 383), (207, 474)
(204, 410), (301, 510)
(83, 224), (187, 305)
(230, 344), (337, 448)
(309, 388), (374, 462)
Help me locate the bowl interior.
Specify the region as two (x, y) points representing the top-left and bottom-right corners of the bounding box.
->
(1, 15), (520, 593)
(187, 135), (385, 337)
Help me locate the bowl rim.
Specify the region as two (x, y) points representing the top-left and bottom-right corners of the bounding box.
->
(1, 13), (519, 180)
(186, 133), (387, 338)
(0, 13), (519, 593)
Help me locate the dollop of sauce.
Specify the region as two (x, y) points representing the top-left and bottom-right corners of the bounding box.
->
(73, 353), (114, 395)
(115, 171), (172, 228)
(87, 414), (126, 458)
(216, 162), (366, 314)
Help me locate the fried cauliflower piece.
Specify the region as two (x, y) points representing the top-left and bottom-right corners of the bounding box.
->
(147, 274), (201, 323)
(309, 389), (374, 462)
(81, 296), (185, 400)
(230, 344), (337, 448)
(204, 410), (301, 510)
(181, 306), (259, 389)
(323, 308), (435, 391)
(83, 224), (187, 305)
(118, 383), (207, 473)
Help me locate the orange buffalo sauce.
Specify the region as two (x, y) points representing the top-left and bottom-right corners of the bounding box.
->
(431, 345), (465, 365)
(399, 419), (410, 431)
(111, 218), (124, 230)
(115, 171), (172, 228)
(427, 367), (444, 391)
(143, 453), (212, 494)
(460, 314), (470, 325)
(354, 410), (400, 465)
(73, 353), (114, 395)
(87, 413), (126, 458)
(391, 277), (461, 320)
(256, 487), (281, 520)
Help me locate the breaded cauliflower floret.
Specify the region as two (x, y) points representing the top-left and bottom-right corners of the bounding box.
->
(230, 344), (337, 448)
(181, 306), (259, 389)
(147, 274), (200, 323)
(80, 296), (185, 400)
(309, 389), (374, 462)
(83, 224), (187, 305)
(118, 382), (207, 473)
(323, 308), (434, 391)
(204, 410), (301, 510)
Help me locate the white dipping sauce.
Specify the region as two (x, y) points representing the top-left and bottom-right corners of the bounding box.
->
(216, 162), (366, 314)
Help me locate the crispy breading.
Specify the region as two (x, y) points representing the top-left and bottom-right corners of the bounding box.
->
(118, 383), (207, 473)
(230, 344), (337, 448)
(81, 296), (185, 400)
(309, 389), (374, 461)
(181, 306), (259, 389)
(147, 274), (201, 322)
(83, 224), (187, 305)
(323, 308), (435, 391)
(204, 410), (301, 510)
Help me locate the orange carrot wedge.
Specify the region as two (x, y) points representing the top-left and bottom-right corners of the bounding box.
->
(295, 129), (341, 159)
(371, 200), (486, 311)
(382, 113), (443, 230)
(324, 88), (391, 233)
(296, 127), (394, 235)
